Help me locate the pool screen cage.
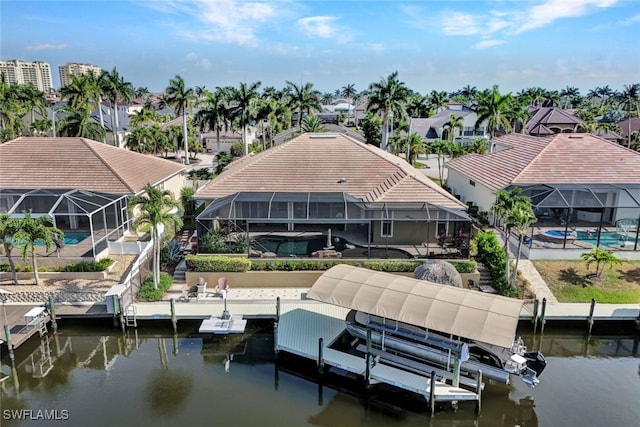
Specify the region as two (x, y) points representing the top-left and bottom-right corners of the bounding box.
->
(1, 188), (130, 258)
(512, 184), (640, 250)
(196, 191), (472, 255)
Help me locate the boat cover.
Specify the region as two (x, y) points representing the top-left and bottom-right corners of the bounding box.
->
(307, 264), (523, 348)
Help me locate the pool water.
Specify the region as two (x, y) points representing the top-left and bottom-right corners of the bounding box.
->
(251, 235), (412, 258)
(576, 230), (633, 247)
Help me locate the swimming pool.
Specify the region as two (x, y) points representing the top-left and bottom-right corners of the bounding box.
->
(576, 230), (634, 248)
(251, 235), (412, 259)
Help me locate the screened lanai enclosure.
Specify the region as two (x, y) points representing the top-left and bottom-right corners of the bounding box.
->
(516, 184), (640, 252)
(196, 191), (472, 258)
(1, 189), (130, 258)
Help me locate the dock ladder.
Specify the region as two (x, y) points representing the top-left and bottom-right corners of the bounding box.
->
(125, 305), (138, 328)
(37, 315), (48, 337)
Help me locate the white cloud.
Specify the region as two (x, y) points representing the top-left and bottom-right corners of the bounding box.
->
(516, 0), (618, 33)
(441, 12), (481, 35)
(297, 16), (339, 38)
(622, 12), (640, 25)
(184, 52), (213, 71)
(25, 43), (68, 51)
(473, 39), (506, 50)
(144, 0), (282, 46)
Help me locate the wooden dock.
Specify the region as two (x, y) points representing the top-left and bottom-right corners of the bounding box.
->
(275, 305), (479, 405)
(1, 304), (50, 350)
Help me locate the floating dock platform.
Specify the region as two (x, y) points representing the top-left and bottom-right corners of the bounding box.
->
(199, 315), (247, 334)
(275, 304), (479, 406)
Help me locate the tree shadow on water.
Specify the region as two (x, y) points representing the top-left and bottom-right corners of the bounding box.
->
(559, 267), (592, 287)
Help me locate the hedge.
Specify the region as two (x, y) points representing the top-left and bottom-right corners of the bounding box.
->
(137, 272), (173, 301)
(0, 258), (114, 273)
(474, 231), (515, 296)
(184, 255), (477, 274)
(185, 255), (251, 272)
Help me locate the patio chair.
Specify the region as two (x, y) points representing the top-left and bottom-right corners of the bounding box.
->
(215, 277), (229, 299)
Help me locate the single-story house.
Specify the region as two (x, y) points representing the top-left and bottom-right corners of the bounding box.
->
(446, 133), (640, 258)
(195, 132), (471, 257)
(0, 137), (186, 258)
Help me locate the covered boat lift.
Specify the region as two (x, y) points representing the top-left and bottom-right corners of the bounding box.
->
(307, 264), (523, 349)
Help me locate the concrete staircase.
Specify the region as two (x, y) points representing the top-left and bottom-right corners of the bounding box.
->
(165, 259), (187, 300)
(476, 263), (492, 287)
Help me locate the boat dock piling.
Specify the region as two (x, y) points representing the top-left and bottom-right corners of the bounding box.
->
(587, 298), (596, 336)
(275, 305), (481, 413)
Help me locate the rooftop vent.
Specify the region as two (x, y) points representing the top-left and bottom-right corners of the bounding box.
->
(309, 134), (337, 139)
(338, 177), (347, 184)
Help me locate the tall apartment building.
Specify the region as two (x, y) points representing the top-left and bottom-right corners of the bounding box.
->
(59, 62), (103, 87)
(0, 59), (54, 92)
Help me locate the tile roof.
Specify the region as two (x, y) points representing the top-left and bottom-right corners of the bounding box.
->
(0, 137), (186, 194)
(447, 133), (640, 190)
(197, 133), (466, 209)
(523, 107), (582, 134)
(617, 117), (640, 137)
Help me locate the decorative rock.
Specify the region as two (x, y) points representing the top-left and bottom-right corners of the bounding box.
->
(413, 260), (463, 288)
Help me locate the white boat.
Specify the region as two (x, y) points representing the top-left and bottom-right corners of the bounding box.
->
(307, 264), (547, 388)
(346, 310), (546, 386)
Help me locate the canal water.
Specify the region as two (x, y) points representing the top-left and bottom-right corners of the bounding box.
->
(1, 320), (638, 427)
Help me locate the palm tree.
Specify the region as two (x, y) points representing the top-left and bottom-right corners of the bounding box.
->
(560, 86), (581, 109)
(164, 75), (196, 164)
(17, 83), (47, 130)
(367, 71), (409, 152)
(0, 213), (20, 285)
(403, 133), (426, 164)
(468, 137), (489, 154)
(57, 104), (106, 140)
(103, 68), (133, 146)
(443, 114), (464, 142)
(125, 126), (153, 153)
(128, 185), (182, 289)
(507, 202), (537, 288)
(341, 83), (357, 125)
(13, 212), (63, 286)
(618, 83), (640, 148)
(285, 80), (321, 133)
(474, 85), (514, 139)
(491, 187), (531, 283)
(581, 247), (623, 281)
(428, 90), (449, 113)
(429, 139), (451, 184)
(460, 85), (478, 105)
(299, 115), (325, 133)
(231, 81), (261, 156)
(194, 87), (231, 154)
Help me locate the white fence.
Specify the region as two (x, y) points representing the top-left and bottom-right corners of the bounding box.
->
(105, 239), (154, 314)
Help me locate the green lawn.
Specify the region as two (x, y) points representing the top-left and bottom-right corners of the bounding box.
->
(532, 259), (640, 303)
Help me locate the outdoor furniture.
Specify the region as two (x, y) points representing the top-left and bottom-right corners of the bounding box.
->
(215, 277), (229, 298)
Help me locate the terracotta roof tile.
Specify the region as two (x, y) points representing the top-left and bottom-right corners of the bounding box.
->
(447, 133), (640, 190)
(0, 137), (185, 194)
(198, 133), (465, 209)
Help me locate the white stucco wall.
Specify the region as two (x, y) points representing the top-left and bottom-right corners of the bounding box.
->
(446, 169), (495, 212)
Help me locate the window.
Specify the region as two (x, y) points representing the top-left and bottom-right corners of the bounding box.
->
(380, 211), (393, 237)
(469, 180), (475, 187)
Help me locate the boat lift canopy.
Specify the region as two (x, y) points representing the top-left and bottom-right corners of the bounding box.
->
(307, 265), (523, 348)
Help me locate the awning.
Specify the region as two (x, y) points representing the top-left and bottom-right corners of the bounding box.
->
(307, 264), (523, 348)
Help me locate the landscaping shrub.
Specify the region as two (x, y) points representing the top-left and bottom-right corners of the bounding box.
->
(362, 260), (423, 272)
(0, 259), (113, 273)
(137, 272), (173, 301)
(448, 260), (477, 273)
(474, 231), (516, 296)
(185, 255), (251, 272)
(250, 260), (350, 271)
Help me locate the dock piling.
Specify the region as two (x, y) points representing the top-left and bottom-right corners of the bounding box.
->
(276, 297), (280, 323)
(317, 337), (324, 374)
(475, 370), (483, 414)
(532, 299), (539, 333)
(429, 370), (436, 416)
(365, 328), (372, 388)
(48, 296), (57, 332)
(3, 324), (14, 362)
(587, 298), (596, 336)
(540, 298), (547, 334)
(118, 297), (125, 333)
(170, 298), (177, 333)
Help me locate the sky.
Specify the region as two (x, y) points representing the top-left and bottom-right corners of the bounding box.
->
(1, 0), (639, 95)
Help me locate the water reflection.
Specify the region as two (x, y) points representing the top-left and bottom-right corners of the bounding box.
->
(0, 324), (638, 427)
